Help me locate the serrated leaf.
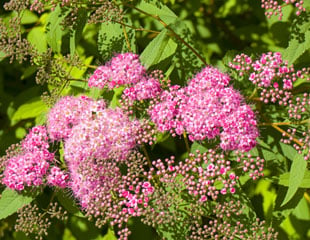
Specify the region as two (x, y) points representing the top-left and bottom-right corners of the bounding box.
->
(278, 170), (310, 188)
(27, 27), (47, 53)
(0, 188), (34, 220)
(137, 0), (177, 25)
(46, 6), (68, 53)
(283, 12), (310, 64)
(140, 29), (177, 69)
(281, 149), (308, 206)
(12, 97), (47, 122)
(98, 19), (136, 61)
(70, 8), (88, 55)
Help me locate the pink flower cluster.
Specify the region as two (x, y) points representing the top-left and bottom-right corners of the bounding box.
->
(47, 166), (69, 188)
(261, 0), (306, 20)
(64, 107), (140, 165)
(123, 77), (161, 101)
(2, 126), (54, 190)
(88, 53), (162, 101)
(229, 52), (308, 104)
(120, 181), (154, 216)
(46, 95), (142, 208)
(149, 66), (259, 152)
(47, 95), (106, 141)
(88, 53), (146, 89)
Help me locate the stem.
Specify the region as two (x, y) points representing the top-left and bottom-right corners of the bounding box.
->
(183, 132), (191, 154)
(67, 78), (88, 82)
(84, 64), (98, 69)
(271, 124), (304, 147)
(122, 24), (132, 51)
(259, 119), (310, 126)
(112, 20), (161, 34)
(248, 88), (257, 100)
(304, 192), (310, 204)
(125, 4), (207, 66)
(142, 144), (152, 168)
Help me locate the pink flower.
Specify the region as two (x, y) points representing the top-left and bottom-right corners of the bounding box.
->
(2, 151), (52, 190)
(47, 166), (68, 188)
(88, 53), (146, 89)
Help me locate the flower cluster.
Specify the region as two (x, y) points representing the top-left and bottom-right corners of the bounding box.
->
(260, 0), (306, 20)
(88, 53), (147, 89)
(151, 151), (238, 202)
(149, 66), (259, 151)
(47, 95), (106, 141)
(229, 52), (310, 104)
(46, 167), (69, 188)
(2, 126), (54, 191)
(281, 93), (310, 160)
(89, 53), (162, 102)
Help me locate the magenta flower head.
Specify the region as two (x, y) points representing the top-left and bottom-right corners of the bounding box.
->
(21, 125), (49, 151)
(47, 166), (68, 188)
(47, 95), (106, 141)
(123, 77), (162, 101)
(186, 66), (231, 94)
(149, 66), (259, 151)
(88, 53), (147, 89)
(2, 150), (53, 190)
(64, 107), (140, 167)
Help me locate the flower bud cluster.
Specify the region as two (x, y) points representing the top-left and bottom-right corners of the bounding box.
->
(260, 0), (306, 20)
(151, 151), (238, 203)
(188, 201), (278, 240)
(229, 52), (310, 105)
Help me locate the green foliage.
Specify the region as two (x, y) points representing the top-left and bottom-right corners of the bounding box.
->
(0, 188), (34, 220)
(283, 12), (310, 65)
(140, 29), (177, 68)
(281, 149), (308, 206)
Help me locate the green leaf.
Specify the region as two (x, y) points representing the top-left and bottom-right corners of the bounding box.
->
(69, 8), (88, 55)
(89, 88), (104, 100)
(0, 51), (6, 61)
(279, 142), (298, 161)
(12, 97), (47, 122)
(190, 141), (207, 154)
(137, 0), (177, 25)
(0, 188), (34, 220)
(102, 228), (117, 240)
(46, 6), (68, 53)
(281, 149), (308, 206)
(283, 12), (310, 64)
(20, 10), (39, 25)
(27, 27), (47, 53)
(98, 19), (136, 61)
(109, 87), (124, 108)
(278, 170), (310, 188)
(140, 29), (178, 69)
(56, 191), (84, 218)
